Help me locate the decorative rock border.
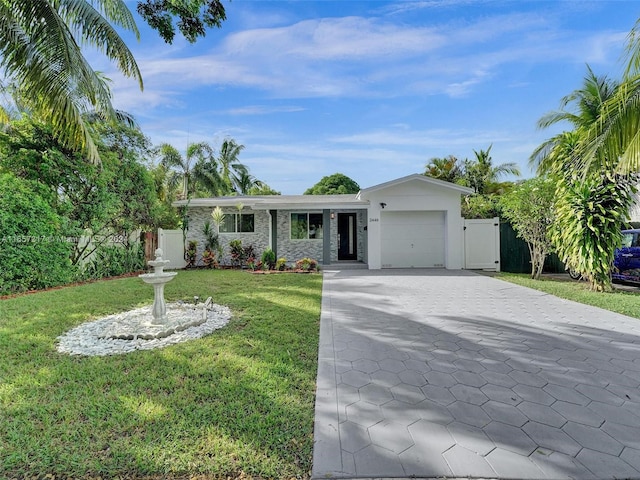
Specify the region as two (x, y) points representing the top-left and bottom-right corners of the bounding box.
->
(56, 301), (231, 357)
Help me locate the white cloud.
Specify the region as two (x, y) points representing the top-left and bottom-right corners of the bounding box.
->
(103, 7), (631, 115)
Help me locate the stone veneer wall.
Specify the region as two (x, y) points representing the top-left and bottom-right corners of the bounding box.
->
(187, 207), (367, 267)
(276, 210), (324, 264)
(187, 207), (270, 266)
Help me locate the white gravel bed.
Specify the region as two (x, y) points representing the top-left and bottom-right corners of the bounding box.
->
(56, 302), (231, 356)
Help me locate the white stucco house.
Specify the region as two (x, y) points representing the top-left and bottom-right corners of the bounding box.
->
(173, 174), (474, 269)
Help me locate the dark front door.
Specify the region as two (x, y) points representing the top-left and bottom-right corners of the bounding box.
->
(338, 213), (357, 260)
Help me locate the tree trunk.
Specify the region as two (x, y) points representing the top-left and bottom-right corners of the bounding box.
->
(529, 242), (547, 280)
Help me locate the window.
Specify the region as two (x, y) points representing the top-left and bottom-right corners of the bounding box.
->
(219, 213), (254, 233)
(291, 213), (323, 239)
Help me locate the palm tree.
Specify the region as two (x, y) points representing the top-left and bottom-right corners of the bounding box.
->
(465, 145), (520, 194)
(531, 65), (637, 291)
(236, 171), (263, 195)
(424, 155), (463, 183)
(192, 153), (226, 196)
(531, 65), (619, 174)
(553, 24), (640, 177)
(157, 142), (216, 199)
(0, 0), (142, 163)
(217, 138), (248, 193)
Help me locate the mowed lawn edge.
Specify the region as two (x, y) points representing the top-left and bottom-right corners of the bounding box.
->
(496, 272), (640, 319)
(0, 269), (322, 479)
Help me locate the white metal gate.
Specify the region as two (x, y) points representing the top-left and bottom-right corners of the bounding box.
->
(158, 228), (187, 269)
(464, 217), (500, 271)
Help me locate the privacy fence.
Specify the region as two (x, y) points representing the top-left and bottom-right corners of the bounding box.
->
(500, 222), (565, 274)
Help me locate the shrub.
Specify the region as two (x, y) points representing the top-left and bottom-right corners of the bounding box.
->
(82, 243), (145, 279)
(275, 257), (287, 271)
(261, 248), (276, 270)
(202, 249), (218, 269)
(185, 240), (198, 268)
(0, 173), (75, 294)
(247, 258), (262, 271)
(243, 244), (255, 265)
(229, 239), (244, 267)
(462, 194), (501, 219)
(202, 221), (221, 269)
(295, 257), (318, 272)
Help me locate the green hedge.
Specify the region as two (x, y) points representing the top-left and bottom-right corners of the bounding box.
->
(0, 173), (75, 294)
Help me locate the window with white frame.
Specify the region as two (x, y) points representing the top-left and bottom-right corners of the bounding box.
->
(291, 213), (323, 239)
(219, 213), (255, 233)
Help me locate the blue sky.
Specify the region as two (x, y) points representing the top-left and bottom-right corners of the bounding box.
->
(105, 1), (639, 194)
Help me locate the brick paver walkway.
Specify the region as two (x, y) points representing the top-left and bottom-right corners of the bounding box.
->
(312, 270), (640, 479)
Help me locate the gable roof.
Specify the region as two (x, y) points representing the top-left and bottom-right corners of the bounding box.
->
(357, 173), (473, 197)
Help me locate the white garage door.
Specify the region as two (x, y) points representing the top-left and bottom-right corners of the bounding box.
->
(381, 211), (445, 268)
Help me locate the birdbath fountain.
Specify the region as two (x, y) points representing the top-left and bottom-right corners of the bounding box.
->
(55, 247), (232, 356)
(139, 248), (177, 325)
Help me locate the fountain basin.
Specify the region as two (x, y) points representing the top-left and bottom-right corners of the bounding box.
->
(139, 272), (177, 284)
(99, 301), (209, 340)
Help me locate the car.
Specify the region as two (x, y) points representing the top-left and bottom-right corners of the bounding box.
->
(612, 228), (640, 284)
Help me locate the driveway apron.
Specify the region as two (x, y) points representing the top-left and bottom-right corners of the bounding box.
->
(312, 269), (640, 479)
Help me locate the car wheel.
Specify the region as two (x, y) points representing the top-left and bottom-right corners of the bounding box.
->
(568, 269), (581, 280)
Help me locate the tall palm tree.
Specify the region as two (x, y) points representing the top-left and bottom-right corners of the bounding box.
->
(531, 65), (636, 291)
(217, 138), (247, 193)
(557, 23), (640, 177)
(531, 65), (619, 174)
(158, 142), (216, 199)
(577, 75), (640, 176)
(0, 0), (142, 163)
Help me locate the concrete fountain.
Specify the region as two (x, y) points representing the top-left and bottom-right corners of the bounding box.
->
(56, 248), (231, 356)
(139, 248), (178, 326)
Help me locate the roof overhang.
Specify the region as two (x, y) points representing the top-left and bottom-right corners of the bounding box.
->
(173, 195), (369, 210)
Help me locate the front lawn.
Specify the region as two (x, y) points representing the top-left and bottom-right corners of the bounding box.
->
(496, 273), (640, 319)
(0, 270), (322, 479)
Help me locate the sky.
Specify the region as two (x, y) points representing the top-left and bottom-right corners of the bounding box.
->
(101, 1), (640, 194)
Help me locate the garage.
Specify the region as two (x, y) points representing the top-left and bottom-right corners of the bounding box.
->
(380, 211), (445, 268)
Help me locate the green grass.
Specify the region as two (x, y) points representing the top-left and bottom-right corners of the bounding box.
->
(496, 273), (640, 319)
(0, 270), (323, 479)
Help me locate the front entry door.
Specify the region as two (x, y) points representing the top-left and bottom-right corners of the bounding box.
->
(338, 213), (357, 260)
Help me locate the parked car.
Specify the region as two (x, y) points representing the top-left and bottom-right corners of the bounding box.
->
(566, 229), (640, 284)
(612, 229), (640, 284)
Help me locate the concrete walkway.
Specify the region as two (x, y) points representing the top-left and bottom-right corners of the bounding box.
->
(312, 269), (640, 479)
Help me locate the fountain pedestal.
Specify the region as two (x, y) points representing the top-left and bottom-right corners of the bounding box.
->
(95, 249), (210, 341)
(139, 248), (177, 326)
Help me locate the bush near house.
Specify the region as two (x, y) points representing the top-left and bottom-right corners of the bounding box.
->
(276, 257), (287, 271)
(261, 248), (276, 270)
(296, 257), (318, 272)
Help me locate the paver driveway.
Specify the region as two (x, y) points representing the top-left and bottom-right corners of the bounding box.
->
(312, 269), (640, 479)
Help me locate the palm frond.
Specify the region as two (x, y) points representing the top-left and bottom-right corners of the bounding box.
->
(0, 0), (142, 162)
(624, 17), (640, 78)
